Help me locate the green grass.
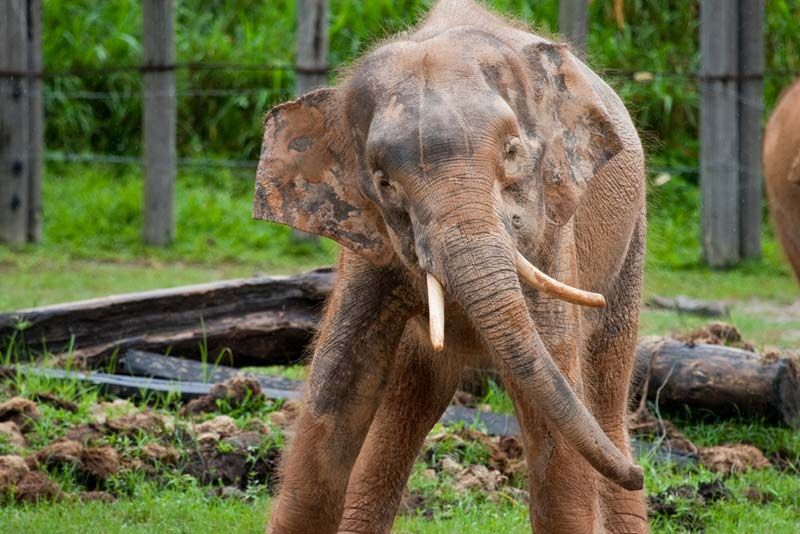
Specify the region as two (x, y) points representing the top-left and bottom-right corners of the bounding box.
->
(0, 350), (798, 533)
(0, 485), (270, 534)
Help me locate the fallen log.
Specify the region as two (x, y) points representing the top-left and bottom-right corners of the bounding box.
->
(636, 337), (800, 428)
(0, 269), (335, 367)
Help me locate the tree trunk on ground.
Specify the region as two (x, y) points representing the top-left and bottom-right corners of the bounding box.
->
(634, 337), (800, 428)
(0, 269), (335, 367)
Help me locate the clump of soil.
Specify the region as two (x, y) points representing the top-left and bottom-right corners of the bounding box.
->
(649, 478), (731, 531)
(90, 399), (137, 424)
(0, 455), (63, 503)
(267, 400), (300, 428)
(182, 430), (279, 490)
(28, 440), (120, 489)
(31, 392), (78, 413)
(0, 421), (26, 449)
(80, 490), (116, 503)
(64, 424), (106, 445)
(140, 443), (180, 466)
(677, 322), (754, 351)
(106, 411), (174, 436)
(12, 471), (64, 503)
(628, 406), (774, 476)
(194, 415), (238, 441)
(424, 427), (527, 503)
(0, 455), (30, 487)
(698, 444), (771, 475)
(428, 427), (526, 480)
(181, 376), (263, 416)
(0, 397), (40, 431)
(0, 378), (288, 504)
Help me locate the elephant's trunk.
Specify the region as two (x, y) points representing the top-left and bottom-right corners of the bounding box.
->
(426, 219), (642, 491)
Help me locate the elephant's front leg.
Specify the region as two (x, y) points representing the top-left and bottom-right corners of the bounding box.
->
(267, 253), (420, 534)
(338, 328), (462, 533)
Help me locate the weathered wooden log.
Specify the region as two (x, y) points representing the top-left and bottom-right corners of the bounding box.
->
(636, 337), (800, 428)
(0, 269), (335, 367)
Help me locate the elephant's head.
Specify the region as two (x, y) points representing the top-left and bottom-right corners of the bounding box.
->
(253, 28), (642, 490)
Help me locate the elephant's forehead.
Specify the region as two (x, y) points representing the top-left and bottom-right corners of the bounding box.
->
(348, 29), (511, 95)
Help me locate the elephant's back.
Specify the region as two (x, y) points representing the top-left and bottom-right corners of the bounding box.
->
(764, 78), (800, 282)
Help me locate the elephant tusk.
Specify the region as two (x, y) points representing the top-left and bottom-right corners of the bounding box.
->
(516, 252), (607, 308)
(427, 273), (446, 352)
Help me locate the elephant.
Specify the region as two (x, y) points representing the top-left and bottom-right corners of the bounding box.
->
(764, 78), (800, 283)
(252, 1), (648, 532)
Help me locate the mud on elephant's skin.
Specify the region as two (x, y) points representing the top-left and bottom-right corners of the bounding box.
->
(253, 1), (648, 532)
(764, 78), (800, 283)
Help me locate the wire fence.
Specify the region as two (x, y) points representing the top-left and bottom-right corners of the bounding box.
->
(14, 65), (794, 179)
(3, 61), (799, 178)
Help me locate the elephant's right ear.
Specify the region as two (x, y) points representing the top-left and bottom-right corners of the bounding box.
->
(253, 88), (394, 265)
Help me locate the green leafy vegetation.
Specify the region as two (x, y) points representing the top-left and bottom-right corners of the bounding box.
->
(40, 1), (800, 164)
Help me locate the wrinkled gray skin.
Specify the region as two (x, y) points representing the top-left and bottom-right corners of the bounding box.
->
(254, 1), (648, 533)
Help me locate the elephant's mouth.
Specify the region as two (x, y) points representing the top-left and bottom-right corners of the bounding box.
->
(424, 250), (606, 352)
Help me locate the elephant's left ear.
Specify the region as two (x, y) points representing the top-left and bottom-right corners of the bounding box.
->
(253, 88), (394, 265)
(522, 43), (624, 225)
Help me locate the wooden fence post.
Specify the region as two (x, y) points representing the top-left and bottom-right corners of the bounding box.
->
(295, 0), (328, 96)
(27, 0), (43, 243)
(0, 0), (31, 245)
(700, 0), (740, 267)
(738, 0), (764, 260)
(142, 0), (176, 246)
(292, 0), (328, 242)
(559, 0), (589, 54)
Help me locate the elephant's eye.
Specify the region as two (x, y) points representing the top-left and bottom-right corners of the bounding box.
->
(374, 170), (393, 190)
(504, 137), (523, 160)
(503, 136), (525, 179)
(373, 169), (403, 208)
